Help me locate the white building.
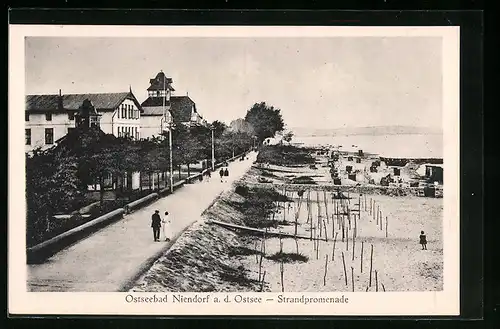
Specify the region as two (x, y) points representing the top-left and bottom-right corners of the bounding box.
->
(25, 89), (143, 152)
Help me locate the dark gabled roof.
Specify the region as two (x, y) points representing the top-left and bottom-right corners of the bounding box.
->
(142, 106), (166, 116)
(147, 71), (175, 91)
(141, 97), (170, 107)
(26, 91), (144, 113)
(170, 96), (196, 123)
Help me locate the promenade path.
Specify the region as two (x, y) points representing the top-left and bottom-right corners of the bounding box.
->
(27, 152), (257, 292)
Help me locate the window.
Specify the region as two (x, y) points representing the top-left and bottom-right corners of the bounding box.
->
(156, 91), (160, 97)
(25, 129), (31, 145)
(135, 127), (138, 140)
(25, 112), (29, 121)
(117, 107), (120, 119)
(45, 128), (54, 145)
(121, 104), (126, 119)
(45, 113), (52, 121)
(68, 112), (75, 120)
(128, 105), (133, 119)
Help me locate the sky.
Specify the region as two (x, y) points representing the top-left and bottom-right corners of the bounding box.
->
(25, 37), (443, 130)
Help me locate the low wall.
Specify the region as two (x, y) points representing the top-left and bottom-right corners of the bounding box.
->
(126, 193), (158, 211)
(27, 208), (126, 263)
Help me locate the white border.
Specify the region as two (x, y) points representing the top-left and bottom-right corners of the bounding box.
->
(8, 25), (460, 316)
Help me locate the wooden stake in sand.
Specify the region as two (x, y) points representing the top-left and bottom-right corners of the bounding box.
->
(364, 194), (367, 212)
(346, 226), (349, 251)
(323, 220), (328, 242)
(255, 241), (259, 264)
(375, 270), (379, 292)
(258, 240), (264, 282)
(382, 283), (386, 292)
(360, 241), (364, 273)
(280, 261), (285, 292)
(316, 228), (320, 260)
(342, 252), (348, 286)
(332, 232), (338, 261)
(351, 267), (355, 292)
(369, 244), (374, 287)
(295, 237), (299, 254)
(385, 216), (388, 238)
(323, 254), (329, 286)
(352, 229), (356, 261)
(260, 271), (266, 292)
(370, 198), (372, 216)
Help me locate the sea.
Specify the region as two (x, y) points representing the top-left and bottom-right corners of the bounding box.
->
(293, 133), (443, 159)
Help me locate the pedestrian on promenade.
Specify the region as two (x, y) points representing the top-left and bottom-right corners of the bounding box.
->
(162, 211), (172, 242)
(206, 168), (212, 182)
(224, 168), (229, 181)
(219, 168), (224, 182)
(151, 210), (162, 242)
(419, 230), (427, 250)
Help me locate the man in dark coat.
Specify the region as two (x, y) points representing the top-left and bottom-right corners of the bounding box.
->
(151, 210), (162, 242)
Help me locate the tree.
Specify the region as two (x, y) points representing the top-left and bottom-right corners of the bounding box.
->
(283, 131), (294, 143)
(244, 102), (285, 143)
(211, 120), (227, 139)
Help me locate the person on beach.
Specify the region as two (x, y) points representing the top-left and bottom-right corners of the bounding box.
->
(419, 231), (427, 250)
(151, 210), (162, 242)
(219, 168), (224, 182)
(162, 211), (172, 242)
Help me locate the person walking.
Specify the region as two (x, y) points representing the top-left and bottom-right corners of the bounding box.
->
(219, 168), (224, 182)
(224, 168), (229, 182)
(162, 211), (172, 242)
(206, 168), (212, 182)
(151, 210), (162, 242)
(419, 230), (427, 250)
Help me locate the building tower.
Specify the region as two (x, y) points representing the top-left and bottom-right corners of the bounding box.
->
(75, 99), (101, 129)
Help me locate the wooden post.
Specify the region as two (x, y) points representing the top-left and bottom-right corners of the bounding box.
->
(369, 244), (374, 287)
(342, 252), (348, 286)
(332, 232), (338, 261)
(280, 261), (285, 292)
(370, 198), (372, 216)
(258, 240), (264, 282)
(379, 211), (383, 230)
(351, 266), (355, 292)
(382, 283), (386, 292)
(260, 271), (266, 292)
(346, 226), (349, 251)
(352, 229), (356, 261)
(375, 270), (379, 292)
(295, 237), (299, 254)
(323, 220), (328, 242)
(255, 241), (259, 264)
(323, 254), (329, 286)
(316, 228), (320, 260)
(360, 241), (364, 273)
(385, 216), (388, 238)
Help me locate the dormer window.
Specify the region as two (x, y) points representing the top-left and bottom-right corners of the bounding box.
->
(45, 113), (52, 121)
(68, 112), (75, 120)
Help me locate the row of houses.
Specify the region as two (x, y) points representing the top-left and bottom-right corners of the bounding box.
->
(25, 71), (207, 152)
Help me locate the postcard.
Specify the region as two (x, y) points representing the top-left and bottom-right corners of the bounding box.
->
(9, 24), (460, 316)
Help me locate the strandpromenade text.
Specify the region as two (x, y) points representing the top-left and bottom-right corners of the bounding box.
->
(125, 294), (349, 305)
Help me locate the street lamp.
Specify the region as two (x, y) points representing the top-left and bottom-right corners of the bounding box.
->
(210, 125), (215, 171)
(168, 119), (174, 193)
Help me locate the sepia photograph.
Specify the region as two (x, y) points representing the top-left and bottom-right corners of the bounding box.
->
(9, 25), (460, 316)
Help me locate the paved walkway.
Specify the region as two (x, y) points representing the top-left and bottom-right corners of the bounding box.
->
(27, 152), (257, 292)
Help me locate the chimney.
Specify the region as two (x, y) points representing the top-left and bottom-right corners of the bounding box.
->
(58, 89), (63, 110)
